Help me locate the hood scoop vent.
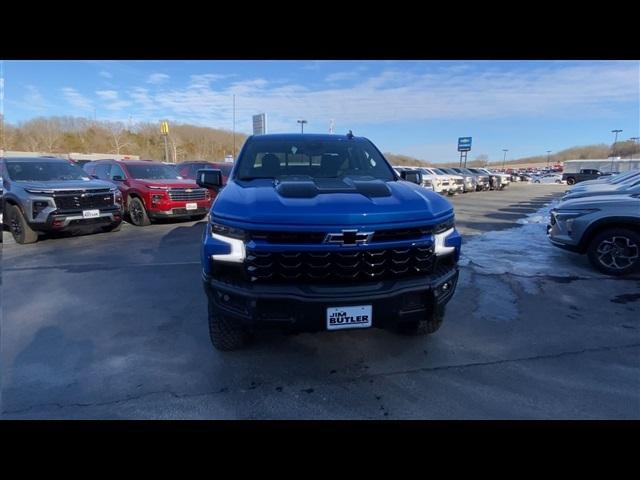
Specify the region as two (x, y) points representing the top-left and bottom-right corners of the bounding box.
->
(275, 176), (392, 199)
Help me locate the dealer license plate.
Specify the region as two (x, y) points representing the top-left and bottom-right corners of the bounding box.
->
(326, 305), (372, 331)
(186, 203), (198, 211)
(82, 209), (100, 218)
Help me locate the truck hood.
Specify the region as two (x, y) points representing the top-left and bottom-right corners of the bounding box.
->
(16, 179), (115, 191)
(213, 178), (454, 227)
(134, 178), (200, 189)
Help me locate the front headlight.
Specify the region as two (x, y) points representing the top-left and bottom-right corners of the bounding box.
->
(211, 222), (247, 240)
(210, 222), (246, 263)
(555, 208), (599, 220)
(433, 217), (455, 234)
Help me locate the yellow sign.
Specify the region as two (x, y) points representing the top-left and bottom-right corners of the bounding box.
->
(160, 121), (169, 135)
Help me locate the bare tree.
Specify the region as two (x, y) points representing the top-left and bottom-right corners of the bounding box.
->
(106, 121), (132, 155)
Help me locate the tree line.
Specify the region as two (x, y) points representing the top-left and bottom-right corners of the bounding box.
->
(1, 115), (637, 166)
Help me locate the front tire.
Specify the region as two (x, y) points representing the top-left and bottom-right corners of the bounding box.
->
(587, 228), (640, 276)
(6, 204), (38, 244)
(208, 302), (247, 351)
(396, 304), (445, 336)
(128, 197), (151, 226)
(566, 177), (576, 185)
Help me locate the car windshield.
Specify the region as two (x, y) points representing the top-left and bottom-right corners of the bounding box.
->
(127, 164), (181, 180)
(5, 160), (91, 182)
(612, 170), (640, 184)
(235, 138), (395, 181)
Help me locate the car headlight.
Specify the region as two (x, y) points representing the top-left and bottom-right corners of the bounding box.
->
(433, 217), (455, 234)
(210, 222), (246, 263)
(211, 222), (247, 240)
(555, 208), (598, 219)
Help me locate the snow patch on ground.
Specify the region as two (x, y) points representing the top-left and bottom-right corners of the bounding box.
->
(459, 200), (607, 279)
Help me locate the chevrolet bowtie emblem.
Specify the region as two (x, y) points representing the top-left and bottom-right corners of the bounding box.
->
(324, 229), (374, 246)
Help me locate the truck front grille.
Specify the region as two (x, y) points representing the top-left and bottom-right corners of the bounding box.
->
(245, 246), (436, 283)
(53, 190), (114, 211)
(168, 188), (207, 201)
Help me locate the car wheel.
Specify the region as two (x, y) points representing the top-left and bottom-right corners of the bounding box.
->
(396, 305), (445, 336)
(128, 197), (151, 226)
(566, 177), (576, 185)
(587, 228), (640, 276)
(6, 204), (38, 244)
(208, 301), (247, 351)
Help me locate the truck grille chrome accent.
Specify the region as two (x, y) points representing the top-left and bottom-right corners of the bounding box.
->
(168, 188), (207, 201)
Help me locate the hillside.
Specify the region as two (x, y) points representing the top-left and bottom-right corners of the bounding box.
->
(2, 116), (637, 166)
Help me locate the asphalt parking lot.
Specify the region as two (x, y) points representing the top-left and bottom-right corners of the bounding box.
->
(2, 182), (639, 419)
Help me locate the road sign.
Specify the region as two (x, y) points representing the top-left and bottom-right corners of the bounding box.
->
(458, 137), (472, 152)
(160, 121), (169, 136)
(252, 113), (266, 135)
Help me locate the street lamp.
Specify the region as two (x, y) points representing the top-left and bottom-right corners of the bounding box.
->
(611, 129), (622, 172)
(546, 150), (551, 169)
(297, 119), (307, 133)
(502, 149), (508, 170)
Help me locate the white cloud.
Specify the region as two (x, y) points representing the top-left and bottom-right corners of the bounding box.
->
(96, 90), (119, 101)
(325, 71), (359, 83)
(61, 87), (93, 110)
(99, 70), (113, 79)
(147, 73), (170, 85)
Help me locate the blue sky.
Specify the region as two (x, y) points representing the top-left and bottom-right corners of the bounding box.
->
(2, 60), (639, 163)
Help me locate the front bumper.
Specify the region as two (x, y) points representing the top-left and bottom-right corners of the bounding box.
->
(150, 206), (209, 218)
(203, 264), (459, 332)
(33, 207), (122, 232)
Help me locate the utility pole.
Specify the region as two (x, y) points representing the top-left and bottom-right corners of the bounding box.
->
(502, 149), (508, 170)
(297, 119), (307, 133)
(611, 129), (622, 172)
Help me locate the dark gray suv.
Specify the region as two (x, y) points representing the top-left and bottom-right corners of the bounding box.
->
(1, 157), (123, 244)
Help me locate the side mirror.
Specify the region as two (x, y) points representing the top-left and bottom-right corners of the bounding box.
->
(196, 169), (222, 190)
(112, 175), (124, 181)
(400, 170), (422, 185)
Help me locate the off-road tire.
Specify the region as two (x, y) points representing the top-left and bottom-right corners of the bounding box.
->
(396, 304), (446, 336)
(6, 204), (38, 244)
(128, 197), (151, 226)
(586, 228), (640, 276)
(208, 302), (247, 351)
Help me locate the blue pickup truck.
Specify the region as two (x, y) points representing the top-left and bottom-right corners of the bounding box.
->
(196, 133), (461, 350)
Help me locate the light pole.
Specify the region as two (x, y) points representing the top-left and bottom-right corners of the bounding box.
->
(546, 150), (551, 169)
(502, 149), (508, 170)
(297, 119), (307, 133)
(611, 129), (622, 172)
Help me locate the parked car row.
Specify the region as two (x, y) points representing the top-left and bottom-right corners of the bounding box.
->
(394, 166), (509, 194)
(547, 169), (640, 276)
(1, 156), (231, 244)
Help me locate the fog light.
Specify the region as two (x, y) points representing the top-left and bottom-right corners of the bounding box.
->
(442, 282), (450, 291)
(52, 218), (65, 228)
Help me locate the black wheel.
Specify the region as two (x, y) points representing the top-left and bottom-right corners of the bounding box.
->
(566, 177), (576, 185)
(208, 301), (247, 351)
(587, 228), (640, 276)
(190, 214), (207, 221)
(102, 222), (122, 233)
(6, 204), (38, 244)
(396, 305), (445, 336)
(128, 197), (151, 226)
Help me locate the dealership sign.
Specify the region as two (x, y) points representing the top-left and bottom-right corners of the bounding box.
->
(458, 137), (472, 152)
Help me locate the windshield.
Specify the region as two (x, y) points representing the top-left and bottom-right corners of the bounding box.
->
(235, 138), (395, 181)
(5, 160), (91, 182)
(127, 164), (181, 180)
(612, 170), (640, 184)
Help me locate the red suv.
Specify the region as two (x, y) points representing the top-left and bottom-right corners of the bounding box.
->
(84, 160), (213, 226)
(177, 161), (233, 185)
